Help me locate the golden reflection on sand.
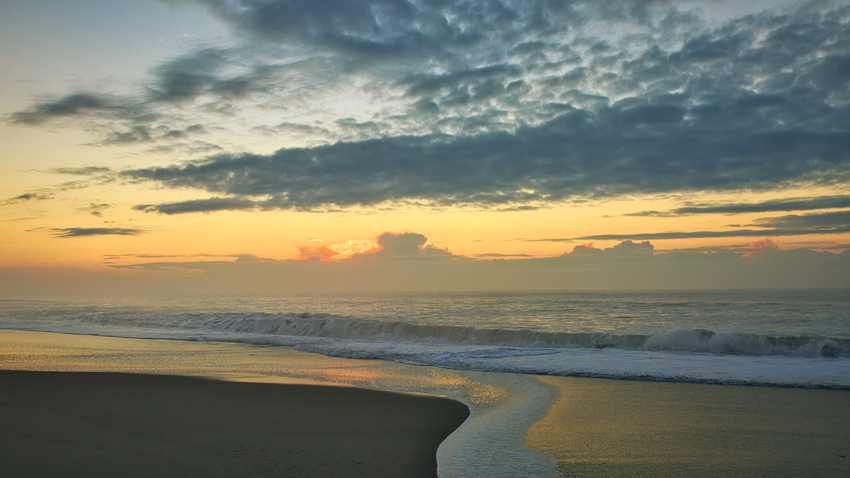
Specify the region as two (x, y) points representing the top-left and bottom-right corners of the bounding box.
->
(525, 375), (850, 477)
(0, 329), (509, 409)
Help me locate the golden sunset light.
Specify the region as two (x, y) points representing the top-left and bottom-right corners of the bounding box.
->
(1, 2), (849, 477)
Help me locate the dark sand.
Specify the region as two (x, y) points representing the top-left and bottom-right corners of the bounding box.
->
(0, 370), (469, 478)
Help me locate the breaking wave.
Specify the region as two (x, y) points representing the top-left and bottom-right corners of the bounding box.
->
(42, 310), (850, 359)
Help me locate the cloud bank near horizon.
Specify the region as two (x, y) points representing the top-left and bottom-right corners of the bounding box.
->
(2, 230), (847, 293)
(93, 233), (850, 291)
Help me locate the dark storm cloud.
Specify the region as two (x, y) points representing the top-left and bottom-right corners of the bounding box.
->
(51, 227), (143, 238)
(628, 195), (850, 216)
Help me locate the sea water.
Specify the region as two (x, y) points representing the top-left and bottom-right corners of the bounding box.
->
(1, 289), (849, 476)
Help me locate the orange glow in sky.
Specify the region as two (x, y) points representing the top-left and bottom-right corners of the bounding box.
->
(299, 239), (382, 261)
(2, 1), (850, 291)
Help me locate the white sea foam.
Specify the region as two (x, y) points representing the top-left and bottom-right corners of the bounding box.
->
(437, 373), (560, 478)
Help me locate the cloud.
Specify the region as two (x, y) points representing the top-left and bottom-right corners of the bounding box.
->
(123, 97), (850, 210)
(371, 232), (452, 258)
(147, 47), (284, 103)
(628, 195), (850, 216)
(8, 1), (850, 215)
(102, 252), (266, 261)
(2, 169), (115, 207)
(743, 238), (779, 256)
(297, 232), (453, 261)
(51, 227), (144, 238)
(175, 0), (492, 61)
(754, 210), (850, 230)
(298, 239), (380, 261)
(133, 197), (259, 214)
(8, 93), (117, 126)
(95, 234), (850, 292)
(1, 191), (55, 205)
(475, 253), (533, 258)
(5, 48), (259, 147)
(571, 210), (850, 241)
(81, 203), (111, 217)
(43, 166), (111, 176)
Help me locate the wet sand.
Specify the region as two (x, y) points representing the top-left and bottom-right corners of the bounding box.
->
(526, 376), (850, 478)
(0, 370), (469, 478)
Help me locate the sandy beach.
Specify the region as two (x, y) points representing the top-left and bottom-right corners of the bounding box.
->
(0, 370), (469, 478)
(2, 329), (849, 477)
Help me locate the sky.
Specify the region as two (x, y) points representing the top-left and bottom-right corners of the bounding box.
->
(1, 0), (850, 292)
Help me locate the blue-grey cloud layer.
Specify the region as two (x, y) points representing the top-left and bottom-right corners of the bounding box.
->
(559, 211), (850, 241)
(10, 0), (850, 213)
(628, 195), (850, 216)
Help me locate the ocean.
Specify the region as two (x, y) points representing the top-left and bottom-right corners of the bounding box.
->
(2, 289), (849, 476)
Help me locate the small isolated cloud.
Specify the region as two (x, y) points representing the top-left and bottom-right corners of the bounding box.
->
(2, 191), (55, 205)
(43, 166), (111, 176)
(51, 227), (143, 238)
(81, 203), (111, 217)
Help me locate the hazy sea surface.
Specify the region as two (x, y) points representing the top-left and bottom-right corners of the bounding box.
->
(2, 289), (849, 477)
